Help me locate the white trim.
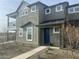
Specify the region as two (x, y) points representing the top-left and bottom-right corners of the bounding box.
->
(18, 7), (28, 17)
(45, 8), (51, 14)
(56, 5), (63, 12)
(53, 27), (60, 34)
(31, 5), (36, 12)
(68, 6), (79, 14)
(26, 27), (33, 41)
(19, 28), (23, 37)
(68, 7), (75, 14)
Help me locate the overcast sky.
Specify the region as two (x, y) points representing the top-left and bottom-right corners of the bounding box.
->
(0, 0), (79, 32)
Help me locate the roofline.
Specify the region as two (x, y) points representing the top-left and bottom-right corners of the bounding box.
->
(27, 1), (48, 7)
(67, 3), (79, 8)
(6, 11), (17, 16)
(6, 0), (29, 16)
(16, 0), (29, 12)
(49, 2), (69, 7)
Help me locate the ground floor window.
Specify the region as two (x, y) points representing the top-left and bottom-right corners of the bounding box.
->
(26, 26), (33, 41)
(19, 28), (23, 37)
(53, 27), (60, 34)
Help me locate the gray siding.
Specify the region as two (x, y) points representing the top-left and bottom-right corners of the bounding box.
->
(37, 3), (46, 23)
(16, 4), (40, 46)
(43, 2), (68, 22)
(68, 13), (79, 20)
(50, 27), (61, 47)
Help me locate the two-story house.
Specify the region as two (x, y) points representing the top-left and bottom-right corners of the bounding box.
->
(7, 0), (79, 47)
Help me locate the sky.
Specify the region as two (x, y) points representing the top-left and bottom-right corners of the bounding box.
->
(0, 0), (79, 32)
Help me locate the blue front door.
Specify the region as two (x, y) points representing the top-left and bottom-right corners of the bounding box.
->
(44, 28), (50, 45)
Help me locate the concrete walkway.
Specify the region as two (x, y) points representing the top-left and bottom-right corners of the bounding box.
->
(11, 46), (60, 59)
(11, 46), (47, 59)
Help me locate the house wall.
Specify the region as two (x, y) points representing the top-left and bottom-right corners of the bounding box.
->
(43, 2), (68, 22)
(16, 3), (41, 46)
(16, 24), (39, 47)
(12, 2), (69, 47)
(68, 13), (79, 20)
(67, 5), (79, 21)
(49, 25), (61, 47)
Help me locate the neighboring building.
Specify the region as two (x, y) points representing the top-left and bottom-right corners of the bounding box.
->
(7, 0), (79, 47)
(9, 21), (16, 33)
(67, 4), (79, 24)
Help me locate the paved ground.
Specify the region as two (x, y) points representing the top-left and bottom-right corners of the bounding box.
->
(0, 42), (35, 59)
(11, 46), (47, 59)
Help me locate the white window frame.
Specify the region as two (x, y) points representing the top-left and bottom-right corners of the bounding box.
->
(26, 27), (33, 41)
(68, 7), (75, 14)
(19, 7), (28, 17)
(75, 6), (79, 13)
(19, 28), (23, 37)
(53, 27), (60, 34)
(56, 5), (63, 12)
(31, 5), (36, 12)
(45, 8), (51, 14)
(68, 6), (79, 14)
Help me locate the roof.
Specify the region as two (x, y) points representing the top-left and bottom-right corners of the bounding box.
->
(27, 1), (48, 7)
(7, 12), (17, 18)
(21, 22), (35, 27)
(16, 0), (29, 12)
(68, 3), (79, 8)
(49, 2), (69, 7)
(7, 0), (29, 18)
(37, 20), (64, 27)
(6, 1), (69, 18)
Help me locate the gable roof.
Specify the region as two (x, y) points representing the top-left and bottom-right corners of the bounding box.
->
(27, 1), (48, 7)
(49, 2), (69, 7)
(16, 0), (29, 12)
(21, 22), (34, 27)
(7, 0), (29, 18)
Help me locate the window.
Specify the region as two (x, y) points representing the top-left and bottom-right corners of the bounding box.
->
(13, 24), (16, 26)
(68, 6), (79, 14)
(26, 27), (33, 41)
(23, 7), (28, 15)
(75, 6), (79, 12)
(68, 8), (74, 14)
(56, 5), (63, 12)
(31, 5), (36, 12)
(53, 27), (60, 33)
(45, 8), (51, 14)
(19, 7), (28, 16)
(19, 28), (23, 37)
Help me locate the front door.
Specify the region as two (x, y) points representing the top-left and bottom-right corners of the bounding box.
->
(44, 28), (50, 45)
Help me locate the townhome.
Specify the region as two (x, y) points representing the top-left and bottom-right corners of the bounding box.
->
(7, 0), (79, 47)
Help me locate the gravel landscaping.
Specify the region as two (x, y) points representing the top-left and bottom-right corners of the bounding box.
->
(0, 41), (35, 59)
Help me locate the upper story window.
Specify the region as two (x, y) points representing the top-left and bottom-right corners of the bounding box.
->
(75, 6), (79, 13)
(19, 7), (28, 16)
(68, 8), (74, 14)
(56, 5), (63, 12)
(45, 8), (51, 14)
(23, 7), (28, 15)
(68, 6), (79, 14)
(53, 27), (60, 34)
(31, 5), (36, 12)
